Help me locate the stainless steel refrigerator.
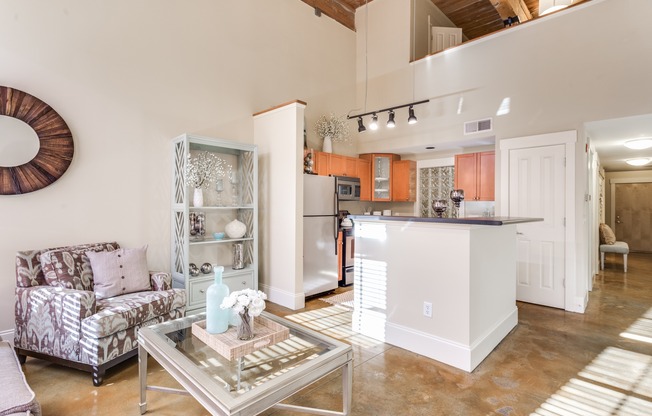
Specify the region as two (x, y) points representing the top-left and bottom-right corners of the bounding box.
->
(303, 174), (339, 297)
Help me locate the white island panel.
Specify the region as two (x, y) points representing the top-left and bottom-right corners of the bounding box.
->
(352, 218), (519, 372)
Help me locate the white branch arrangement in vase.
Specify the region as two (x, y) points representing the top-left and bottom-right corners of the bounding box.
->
(315, 113), (350, 153)
(185, 151), (232, 189)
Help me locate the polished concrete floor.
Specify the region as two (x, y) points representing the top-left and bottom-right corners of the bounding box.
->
(21, 252), (652, 415)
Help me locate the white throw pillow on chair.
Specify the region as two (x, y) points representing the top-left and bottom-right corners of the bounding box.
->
(86, 246), (151, 298)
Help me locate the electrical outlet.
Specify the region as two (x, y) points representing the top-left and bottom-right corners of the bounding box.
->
(423, 301), (432, 318)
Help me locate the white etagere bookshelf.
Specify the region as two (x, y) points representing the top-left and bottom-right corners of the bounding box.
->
(171, 134), (258, 314)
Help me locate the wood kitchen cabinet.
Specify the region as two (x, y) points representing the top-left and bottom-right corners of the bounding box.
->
(311, 151), (358, 177)
(312, 151), (330, 176)
(360, 153), (401, 201)
(392, 160), (416, 202)
(329, 154), (357, 176)
(356, 158), (371, 201)
(454, 151), (495, 201)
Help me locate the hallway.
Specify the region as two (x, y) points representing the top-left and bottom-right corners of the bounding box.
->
(22, 253), (652, 415)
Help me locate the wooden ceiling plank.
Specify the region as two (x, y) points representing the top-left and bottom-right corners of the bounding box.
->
(492, 0), (533, 22)
(300, 0), (357, 31)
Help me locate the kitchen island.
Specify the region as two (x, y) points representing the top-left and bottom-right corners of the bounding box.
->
(348, 215), (540, 372)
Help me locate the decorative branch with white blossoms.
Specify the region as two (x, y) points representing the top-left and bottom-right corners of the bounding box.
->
(315, 113), (350, 143)
(220, 289), (267, 317)
(185, 151), (232, 189)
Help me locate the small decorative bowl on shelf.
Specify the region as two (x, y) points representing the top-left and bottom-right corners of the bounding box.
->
(213, 232), (225, 240)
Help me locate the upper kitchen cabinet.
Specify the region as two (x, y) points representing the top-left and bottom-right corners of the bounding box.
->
(454, 151), (495, 201)
(356, 158), (371, 201)
(310, 151), (358, 177)
(392, 160), (416, 202)
(312, 151), (329, 176)
(329, 154), (357, 177)
(360, 153), (401, 201)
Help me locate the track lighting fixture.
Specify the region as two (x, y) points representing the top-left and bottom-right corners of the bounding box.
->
(357, 117), (366, 133)
(369, 113), (379, 130)
(387, 110), (396, 128)
(408, 106), (417, 124)
(347, 99), (428, 132)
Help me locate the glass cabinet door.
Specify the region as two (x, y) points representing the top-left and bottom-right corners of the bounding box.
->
(373, 155), (391, 201)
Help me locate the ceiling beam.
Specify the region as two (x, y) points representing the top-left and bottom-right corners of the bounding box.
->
(492, 0), (533, 22)
(300, 0), (357, 31)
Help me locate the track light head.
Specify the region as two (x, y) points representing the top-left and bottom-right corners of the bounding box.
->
(357, 117), (366, 133)
(369, 113), (379, 130)
(408, 106), (417, 124)
(387, 110), (396, 128)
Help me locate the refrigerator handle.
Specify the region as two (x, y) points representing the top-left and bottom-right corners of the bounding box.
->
(334, 219), (339, 255)
(334, 191), (339, 255)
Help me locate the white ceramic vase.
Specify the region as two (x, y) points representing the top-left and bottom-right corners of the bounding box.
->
(193, 188), (204, 208)
(225, 219), (246, 239)
(322, 135), (332, 153)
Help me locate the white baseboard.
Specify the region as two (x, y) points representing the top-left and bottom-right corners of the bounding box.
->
(469, 307), (518, 370)
(0, 329), (14, 345)
(386, 308), (518, 372)
(566, 295), (588, 313)
(260, 284), (305, 310)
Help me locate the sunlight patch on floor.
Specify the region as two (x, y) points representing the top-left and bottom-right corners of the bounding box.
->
(284, 306), (381, 349)
(621, 307), (652, 344)
(531, 347), (652, 415)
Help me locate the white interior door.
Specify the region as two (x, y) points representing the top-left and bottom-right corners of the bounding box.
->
(430, 26), (462, 54)
(509, 145), (566, 309)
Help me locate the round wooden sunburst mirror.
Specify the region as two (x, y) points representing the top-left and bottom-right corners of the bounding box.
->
(0, 86), (74, 195)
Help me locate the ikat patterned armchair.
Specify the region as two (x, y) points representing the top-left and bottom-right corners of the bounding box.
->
(14, 242), (187, 386)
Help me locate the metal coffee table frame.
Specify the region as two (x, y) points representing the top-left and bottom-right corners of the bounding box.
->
(138, 312), (353, 415)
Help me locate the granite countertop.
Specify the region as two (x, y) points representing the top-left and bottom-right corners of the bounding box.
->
(348, 215), (542, 226)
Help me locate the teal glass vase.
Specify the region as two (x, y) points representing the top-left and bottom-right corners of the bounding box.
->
(206, 265), (230, 334)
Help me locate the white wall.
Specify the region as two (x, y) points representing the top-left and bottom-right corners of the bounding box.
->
(0, 0), (356, 334)
(354, 0), (652, 157)
(254, 102), (306, 310)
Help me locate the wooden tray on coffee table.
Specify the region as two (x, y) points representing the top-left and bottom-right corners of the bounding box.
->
(192, 316), (289, 361)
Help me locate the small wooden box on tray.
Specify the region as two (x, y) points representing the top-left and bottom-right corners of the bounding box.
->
(192, 316), (290, 361)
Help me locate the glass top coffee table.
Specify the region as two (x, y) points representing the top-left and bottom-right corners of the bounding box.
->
(138, 312), (353, 415)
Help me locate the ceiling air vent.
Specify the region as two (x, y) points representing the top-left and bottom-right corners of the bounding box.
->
(464, 118), (492, 135)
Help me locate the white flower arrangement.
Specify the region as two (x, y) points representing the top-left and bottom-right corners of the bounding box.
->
(220, 289), (267, 317)
(315, 113), (350, 143)
(185, 151), (232, 189)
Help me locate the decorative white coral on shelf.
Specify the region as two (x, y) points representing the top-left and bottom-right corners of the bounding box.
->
(185, 151), (232, 189)
(315, 113), (350, 143)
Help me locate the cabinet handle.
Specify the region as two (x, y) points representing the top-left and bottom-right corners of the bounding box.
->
(199, 289), (205, 294)
(241, 281), (246, 286)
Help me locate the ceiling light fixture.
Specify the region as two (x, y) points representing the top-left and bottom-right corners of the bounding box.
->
(357, 117), (366, 133)
(408, 106), (417, 124)
(387, 110), (396, 128)
(369, 113), (379, 130)
(626, 158), (651, 166)
(348, 99), (429, 131)
(624, 138), (652, 150)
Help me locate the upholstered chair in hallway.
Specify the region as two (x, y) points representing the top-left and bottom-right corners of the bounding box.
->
(14, 242), (186, 386)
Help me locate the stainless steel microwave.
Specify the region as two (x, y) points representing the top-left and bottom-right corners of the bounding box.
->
(335, 176), (361, 201)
